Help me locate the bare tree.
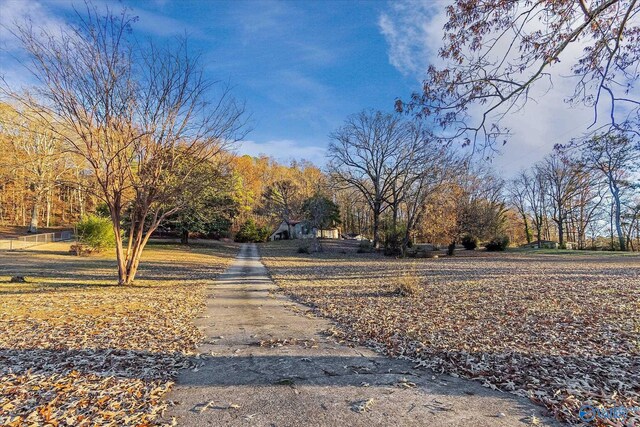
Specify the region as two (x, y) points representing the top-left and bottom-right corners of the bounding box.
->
(3, 4), (246, 284)
(524, 167), (549, 248)
(458, 165), (507, 240)
(262, 179), (301, 238)
(568, 167), (606, 249)
(399, 0), (640, 147)
(328, 110), (412, 248)
(382, 121), (431, 234)
(539, 154), (583, 246)
(577, 132), (639, 250)
(333, 186), (370, 236)
(508, 171), (534, 244)
(399, 140), (457, 255)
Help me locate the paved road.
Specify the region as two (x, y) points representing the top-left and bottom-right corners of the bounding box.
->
(165, 243), (559, 426)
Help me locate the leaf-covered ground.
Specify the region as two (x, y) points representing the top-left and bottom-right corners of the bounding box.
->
(260, 240), (640, 425)
(0, 240), (237, 426)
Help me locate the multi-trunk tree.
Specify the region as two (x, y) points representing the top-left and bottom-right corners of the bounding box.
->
(4, 4), (246, 284)
(577, 133), (640, 250)
(328, 110), (419, 248)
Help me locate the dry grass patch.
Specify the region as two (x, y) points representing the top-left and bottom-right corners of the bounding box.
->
(0, 240), (237, 426)
(260, 240), (640, 425)
(392, 266), (422, 297)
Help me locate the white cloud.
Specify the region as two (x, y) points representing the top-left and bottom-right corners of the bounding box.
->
(236, 139), (327, 164)
(0, 0), (72, 89)
(0, 0), (67, 49)
(378, 1), (446, 78)
(378, 1), (612, 176)
(0, 0), (206, 90)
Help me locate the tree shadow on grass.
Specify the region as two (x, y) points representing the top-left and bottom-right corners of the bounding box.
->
(0, 247), (236, 292)
(2, 343), (635, 426)
(0, 346), (563, 423)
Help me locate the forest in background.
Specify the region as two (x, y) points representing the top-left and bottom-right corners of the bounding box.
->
(0, 0), (638, 278)
(2, 101), (639, 253)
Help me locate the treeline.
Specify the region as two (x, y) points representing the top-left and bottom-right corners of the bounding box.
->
(0, 104), (96, 230)
(0, 108), (331, 240)
(326, 110), (639, 253)
(0, 101), (335, 244)
(509, 134), (640, 251)
(3, 102), (638, 254)
(327, 110), (512, 255)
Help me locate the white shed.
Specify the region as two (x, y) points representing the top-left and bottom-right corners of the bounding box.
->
(269, 220), (340, 241)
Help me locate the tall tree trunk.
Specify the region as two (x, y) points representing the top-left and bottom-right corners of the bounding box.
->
(610, 204), (615, 250)
(113, 224), (128, 285)
(372, 200), (382, 249)
(557, 218), (564, 246)
(391, 201), (398, 233)
(611, 188), (626, 251)
(522, 214), (531, 244)
(401, 229), (411, 257)
(28, 191), (43, 233)
(78, 188), (85, 218)
(537, 227), (542, 248)
(536, 213), (543, 248)
(46, 189), (51, 227)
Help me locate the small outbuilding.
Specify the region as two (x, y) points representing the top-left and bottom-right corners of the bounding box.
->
(269, 220), (339, 241)
(342, 233), (366, 241)
(520, 240), (577, 249)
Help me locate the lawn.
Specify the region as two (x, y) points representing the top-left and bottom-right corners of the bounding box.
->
(0, 240), (238, 426)
(260, 240), (640, 425)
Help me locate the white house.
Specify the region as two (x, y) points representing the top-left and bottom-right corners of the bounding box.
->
(520, 240), (577, 249)
(342, 232), (366, 241)
(269, 220), (339, 241)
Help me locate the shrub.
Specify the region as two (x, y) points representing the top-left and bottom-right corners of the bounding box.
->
(383, 230), (403, 256)
(297, 242), (311, 254)
(75, 215), (115, 254)
(447, 242), (456, 256)
(234, 219), (270, 243)
(256, 225), (272, 242)
(357, 240), (373, 253)
(205, 216), (233, 239)
(461, 234), (478, 250)
(486, 235), (510, 251)
(393, 268), (421, 296)
(95, 202), (111, 218)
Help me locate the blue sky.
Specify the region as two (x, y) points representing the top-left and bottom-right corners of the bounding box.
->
(1, 0), (418, 162)
(143, 0), (417, 159)
(1, 0), (602, 175)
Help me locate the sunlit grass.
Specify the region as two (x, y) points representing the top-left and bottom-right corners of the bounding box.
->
(261, 239), (640, 424)
(0, 239), (238, 426)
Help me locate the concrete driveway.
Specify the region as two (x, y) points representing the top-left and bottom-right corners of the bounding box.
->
(165, 243), (559, 426)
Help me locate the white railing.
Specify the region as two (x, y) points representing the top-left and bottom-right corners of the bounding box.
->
(0, 231), (74, 250)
